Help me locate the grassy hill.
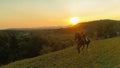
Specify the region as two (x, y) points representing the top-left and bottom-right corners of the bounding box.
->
(1, 37), (120, 68)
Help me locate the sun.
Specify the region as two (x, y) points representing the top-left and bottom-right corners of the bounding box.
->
(70, 17), (80, 25)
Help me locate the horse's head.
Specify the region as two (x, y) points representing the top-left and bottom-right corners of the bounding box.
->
(75, 32), (82, 41)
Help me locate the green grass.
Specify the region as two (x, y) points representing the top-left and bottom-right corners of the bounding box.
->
(1, 37), (120, 68)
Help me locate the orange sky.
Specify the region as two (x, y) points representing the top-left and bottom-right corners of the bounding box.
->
(0, 0), (120, 29)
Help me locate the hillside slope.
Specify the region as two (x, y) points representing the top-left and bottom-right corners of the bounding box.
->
(1, 37), (120, 68)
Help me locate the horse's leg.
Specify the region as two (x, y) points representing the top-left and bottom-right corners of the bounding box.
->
(82, 40), (86, 50)
(82, 44), (85, 50)
(86, 40), (90, 49)
(77, 45), (80, 53)
(86, 41), (90, 50)
(86, 42), (90, 54)
(77, 44), (81, 53)
(86, 43), (89, 50)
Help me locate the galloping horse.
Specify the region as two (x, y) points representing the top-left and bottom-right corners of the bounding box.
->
(75, 32), (90, 53)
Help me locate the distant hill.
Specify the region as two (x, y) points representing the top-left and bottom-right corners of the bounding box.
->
(4, 26), (69, 31)
(2, 37), (120, 68)
(72, 19), (120, 30)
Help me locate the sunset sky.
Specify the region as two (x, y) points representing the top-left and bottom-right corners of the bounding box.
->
(0, 0), (120, 29)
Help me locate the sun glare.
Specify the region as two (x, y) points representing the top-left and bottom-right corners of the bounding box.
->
(70, 17), (80, 25)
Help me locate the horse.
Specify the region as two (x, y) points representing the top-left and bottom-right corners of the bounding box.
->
(75, 32), (90, 53)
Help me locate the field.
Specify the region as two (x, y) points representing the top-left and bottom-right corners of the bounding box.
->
(1, 37), (120, 68)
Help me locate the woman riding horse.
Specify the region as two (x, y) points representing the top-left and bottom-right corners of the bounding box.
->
(75, 32), (90, 53)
